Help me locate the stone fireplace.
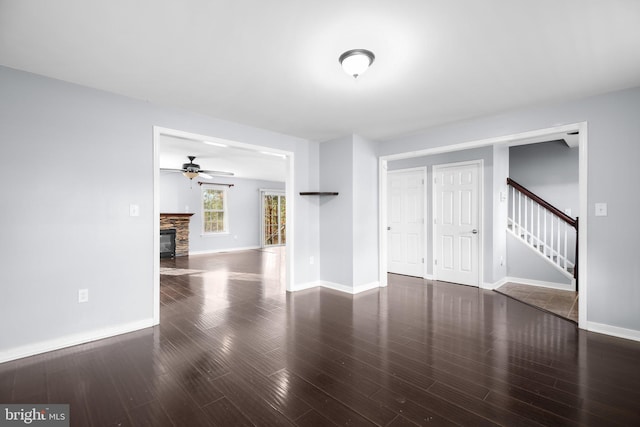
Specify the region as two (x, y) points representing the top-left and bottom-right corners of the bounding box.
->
(160, 213), (194, 256)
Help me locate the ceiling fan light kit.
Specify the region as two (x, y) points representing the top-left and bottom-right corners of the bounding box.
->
(339, 49), (375, 78)
(161, 155), (234, 180)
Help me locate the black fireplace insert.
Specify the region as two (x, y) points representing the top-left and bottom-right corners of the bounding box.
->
(160, 228), (176, 258)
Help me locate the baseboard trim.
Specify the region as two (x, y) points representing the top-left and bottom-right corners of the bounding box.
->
(189, 246), (261, 255)
(189, 246), (262, 255)
(586, 321), (640, 343)
(482, 278), (508, 290)
(290, 281), (322, 292)
(0, 318), (154, 364)
(500, 276), (575, 292)
(290, 280), (381, 295)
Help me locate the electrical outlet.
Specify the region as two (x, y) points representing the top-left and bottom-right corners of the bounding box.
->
(78, 289), (89, 303)
(309, 256), (315, 265)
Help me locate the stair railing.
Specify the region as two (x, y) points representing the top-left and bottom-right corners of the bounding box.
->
(507, 178), (578, 284)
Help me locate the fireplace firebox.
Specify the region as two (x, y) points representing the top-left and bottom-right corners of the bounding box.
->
(160, 228), (176, 258)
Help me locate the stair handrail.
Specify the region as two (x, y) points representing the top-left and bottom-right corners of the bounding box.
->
(507, 177), (579, 286)
(507, 178), (577, 229)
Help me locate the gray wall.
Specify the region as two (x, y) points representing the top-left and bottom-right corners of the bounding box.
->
(159, 173), (285, 252)
(319, 136), (354, 286)
(0, 66), (319, 359)
(388, 146), (496, 281)
(510, 140), (579, 217)
(507, 234), (572, 285)
(379, 86), (640, 333)
(318, 134), (379, 289)
(352, 135), (379, 287)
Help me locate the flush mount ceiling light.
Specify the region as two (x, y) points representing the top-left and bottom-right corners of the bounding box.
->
(339, 49), (375, 78)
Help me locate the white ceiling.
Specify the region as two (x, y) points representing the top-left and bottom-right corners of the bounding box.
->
(2, 0), (640, 144)
(159, 134), (287, 182)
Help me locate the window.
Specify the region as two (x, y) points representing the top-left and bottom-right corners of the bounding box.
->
(261, 191), (286, 246)
(202, 186), (228, 234)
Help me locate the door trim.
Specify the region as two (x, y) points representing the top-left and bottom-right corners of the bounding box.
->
(153, 126), (295, 326)
(260, 189), (286, 248)
(378, 122), (587, 331)
(432, 159), (484, 287)
(387, 167), (427, 278)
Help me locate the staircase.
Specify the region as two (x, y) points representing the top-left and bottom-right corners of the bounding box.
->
(506, 178), (578, 287)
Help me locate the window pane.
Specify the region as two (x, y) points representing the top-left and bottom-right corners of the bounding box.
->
(202, 188), (227, 233)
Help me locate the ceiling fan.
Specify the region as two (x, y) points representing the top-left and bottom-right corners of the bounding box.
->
(161, 156), (234, 180)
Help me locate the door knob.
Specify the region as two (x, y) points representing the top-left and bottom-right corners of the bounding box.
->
(472, 229), (478, 234)
(387, 226), (391, 231)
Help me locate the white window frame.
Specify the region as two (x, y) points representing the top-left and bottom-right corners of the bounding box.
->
(201, 185), (229, 235)
(260, 189), (286, 247)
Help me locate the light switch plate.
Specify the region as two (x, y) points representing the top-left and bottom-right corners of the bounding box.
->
(129, 204), (140, 217)
(595, 203), (607, 217)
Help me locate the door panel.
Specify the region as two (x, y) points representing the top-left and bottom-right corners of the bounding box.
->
(387, 170), (425, 277)
(262, 191), (286, 247)
(434, 162), (480, 286)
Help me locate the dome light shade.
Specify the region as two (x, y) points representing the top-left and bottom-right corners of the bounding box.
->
(339, 49), (375, 78)
(183, 171), (198, 180)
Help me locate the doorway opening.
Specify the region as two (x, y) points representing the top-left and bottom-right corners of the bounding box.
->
(379, 123), (588, 328)
(152, 126), (294, 325)
(261, 190), (286, 247)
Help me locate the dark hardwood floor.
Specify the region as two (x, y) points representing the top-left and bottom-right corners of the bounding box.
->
(2, 248), (640, 426)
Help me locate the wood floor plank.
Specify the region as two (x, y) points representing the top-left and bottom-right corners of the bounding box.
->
(200, 397), (254, 427)
(211, 372), (295, 426)
(295, 409), (339, 426)
(271, 369), (378, 427)
(2, 250), (640, 426)
(126, 400), (173, 427)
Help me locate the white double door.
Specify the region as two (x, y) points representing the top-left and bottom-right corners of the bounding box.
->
(387, 169), (425, 277)
(433, 161), (481, 287)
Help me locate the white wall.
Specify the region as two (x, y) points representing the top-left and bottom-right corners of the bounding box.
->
(159, 173), (285, 253)
(0, 66), (319, 361)
(379, 86), (640, 336)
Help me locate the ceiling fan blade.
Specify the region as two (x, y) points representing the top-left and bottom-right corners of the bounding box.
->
(200, 169), (235, 177)
(160, 168), (184, 172)
(199, 172), (213, 179)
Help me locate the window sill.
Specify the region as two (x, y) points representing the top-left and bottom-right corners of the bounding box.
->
(201, 232), (230, 237)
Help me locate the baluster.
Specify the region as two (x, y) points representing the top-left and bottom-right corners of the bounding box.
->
(511, 186), (515, 228)
(557, 216), (561, 266)
(524, 195), (528, 242)
(563, 221), (568, 270)
(531, 198), (534, 244)
(518, 191), (522, 237)
(537, 204), (541, 250)
(550, 215), (554, 261)
(543, 208), (547, 256)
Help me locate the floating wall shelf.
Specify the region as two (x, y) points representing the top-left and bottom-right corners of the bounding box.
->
(299, 192), (339, 196)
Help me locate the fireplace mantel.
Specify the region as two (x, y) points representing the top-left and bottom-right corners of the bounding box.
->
(160, 213), (194, 256)
(160, 213), (195, 218)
